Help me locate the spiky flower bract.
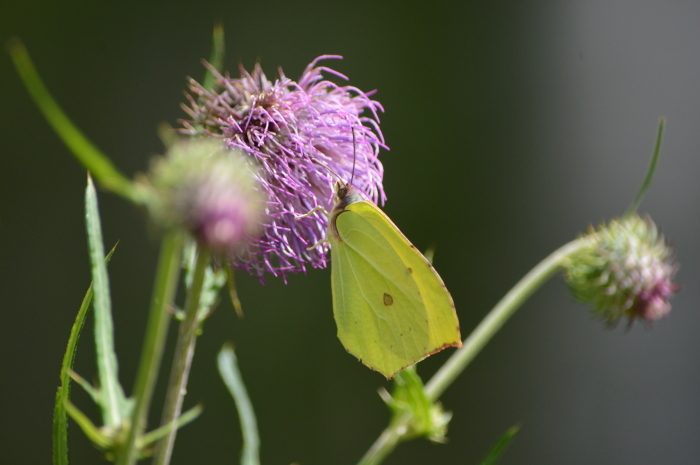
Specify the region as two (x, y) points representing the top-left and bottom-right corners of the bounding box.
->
(564, 214), (679, 326)
(180, 55), (386, 280)
(142, 139), (265, 253)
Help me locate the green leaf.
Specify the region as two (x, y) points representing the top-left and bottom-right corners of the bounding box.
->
(7, 39), (140, 203)
(218, 344), (260, 465)
(183, 239), (226, 325)
(627, 117), (666, 215)
(69, 370), (99, 403)
(139, 404), (203, 449)
(202, 23), (225, 92)
(53, 244), (117, 465)
(65, 402), (111, 450)
(381, 366), (452, 443)
(85, 176), (126, 428)
(478, 424), (520, 465)
(226, 266), (244, 318)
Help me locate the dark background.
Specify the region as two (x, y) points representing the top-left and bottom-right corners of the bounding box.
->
(2, 1), (700, 464)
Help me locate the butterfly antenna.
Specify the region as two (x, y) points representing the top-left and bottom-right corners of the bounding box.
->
(350, 126), (357, 185)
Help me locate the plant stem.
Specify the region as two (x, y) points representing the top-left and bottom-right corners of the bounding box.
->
(357, 237), (591, 465)
(152, 247), (211, 465)
(117, 231), (184, 465)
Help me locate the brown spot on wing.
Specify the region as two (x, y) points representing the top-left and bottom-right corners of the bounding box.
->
(383, 293), (394, 306)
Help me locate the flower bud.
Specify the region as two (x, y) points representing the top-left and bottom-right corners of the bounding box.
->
(142, 139), (265, 253)
(563, 214), (679, 325)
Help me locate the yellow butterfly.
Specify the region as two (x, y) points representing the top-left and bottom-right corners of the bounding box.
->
(312, 181), (462, 379)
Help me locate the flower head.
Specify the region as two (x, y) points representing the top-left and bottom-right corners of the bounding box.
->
(564, 214), (679, 326)
(142, 139), (265, 253)
(180, 56), (386, 279)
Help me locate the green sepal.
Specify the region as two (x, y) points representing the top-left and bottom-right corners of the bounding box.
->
(53, 242), (117, 465)
(380, 365), (452, 443)
(478, 424), (520, 465)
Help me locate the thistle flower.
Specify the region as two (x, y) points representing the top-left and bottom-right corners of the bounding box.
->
(180, 55), (386, 279)
(142, 139), (265, 253)
(564, 214), (679, 325)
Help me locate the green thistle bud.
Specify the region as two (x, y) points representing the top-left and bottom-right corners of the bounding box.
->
(140, 139), (265, 253)
(564, 214), (679, 326)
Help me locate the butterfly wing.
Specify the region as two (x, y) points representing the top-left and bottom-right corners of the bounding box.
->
(330, 200), (461, 379)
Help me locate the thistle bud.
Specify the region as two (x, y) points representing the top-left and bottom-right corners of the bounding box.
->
(142, 139), (265, 253)
(563, 214), (679, 325)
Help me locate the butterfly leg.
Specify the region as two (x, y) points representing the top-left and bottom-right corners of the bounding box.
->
(305, 237), (328, 251)
(294, 205), (328, 219)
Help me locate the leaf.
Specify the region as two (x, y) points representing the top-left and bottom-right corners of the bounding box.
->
(478, 424), (521, 465)
(64, 402), (111, 450)
(7, 39), (139, 203)
(626, 118), (666, 215)
(226, 267), (244, 318)
(202, 23), (225, 92)
(218, 344), (260, 465)
(85, 176), (126, 428)
(139, 404), (203, 449)
(53, 243), (117, 465)
(382, 365), (452, 443)
(182, 239), (227, 325)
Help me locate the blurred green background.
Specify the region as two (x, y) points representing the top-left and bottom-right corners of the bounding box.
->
(2, 1), (700, 464)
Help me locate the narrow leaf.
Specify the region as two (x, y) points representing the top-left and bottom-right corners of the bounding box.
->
(627, 117), (666, 215)
(139, 404), (203, 448)
(7, 38), (140, 203)
(226, 267), (244, 318)
(183, 240), (226, 323)
(53, 244), (117, 465)
(202, 23), (225, 92)
(68, 370), (99, 403)
(85, 176), (125, 427)
(478, 424), (521, 465)
(65, 402), (111, 450)
(218, 344), (260, 465)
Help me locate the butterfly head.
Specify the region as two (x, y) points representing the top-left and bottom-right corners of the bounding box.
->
(334, 181), (364, 210)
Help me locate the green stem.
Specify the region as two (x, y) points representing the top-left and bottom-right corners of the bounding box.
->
(357, 238), (592, 465)
(152, 247), (211, 465)
(117, 231), (184, 465)
(7, 39), (140, 203)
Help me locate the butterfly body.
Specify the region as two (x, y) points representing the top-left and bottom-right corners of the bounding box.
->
(328, 182), (462, 379)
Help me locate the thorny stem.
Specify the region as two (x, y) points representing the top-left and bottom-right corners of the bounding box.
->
(152, 247), (211, 465)
(117, 232), (184, 465)
(357, 238), (593, 465)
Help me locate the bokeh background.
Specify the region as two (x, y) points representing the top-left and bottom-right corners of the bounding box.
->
(2, 2), (700, 464)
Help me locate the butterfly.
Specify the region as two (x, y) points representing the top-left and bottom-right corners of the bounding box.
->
(318, 181), (462, 379)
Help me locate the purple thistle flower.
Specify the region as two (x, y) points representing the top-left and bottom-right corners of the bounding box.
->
(180, 56), (387, 280)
